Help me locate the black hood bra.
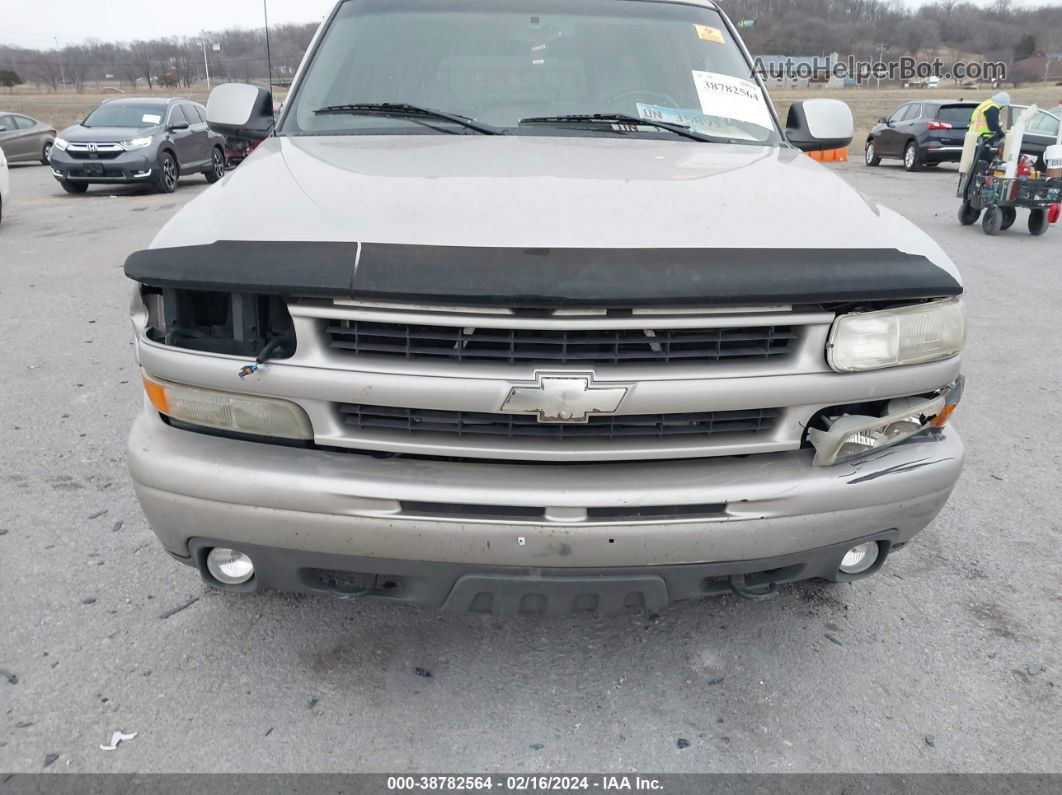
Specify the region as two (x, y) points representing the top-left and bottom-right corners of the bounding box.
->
(125, 241), (963, 307)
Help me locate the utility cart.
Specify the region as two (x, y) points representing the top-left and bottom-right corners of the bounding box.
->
(957, 165), (1062, 236)
(956, 105), (1062, 236)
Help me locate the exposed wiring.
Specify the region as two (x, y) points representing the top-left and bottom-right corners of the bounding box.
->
(238, 336), (286, 379)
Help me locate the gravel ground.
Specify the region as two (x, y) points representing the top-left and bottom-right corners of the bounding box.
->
(0, 158), (1058, 774)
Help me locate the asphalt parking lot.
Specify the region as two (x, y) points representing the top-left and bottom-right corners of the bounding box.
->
(0, 158), (1059, 775)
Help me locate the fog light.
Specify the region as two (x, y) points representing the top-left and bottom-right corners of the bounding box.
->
(839, 541), (879, 574)
(206, 547), (255, 584)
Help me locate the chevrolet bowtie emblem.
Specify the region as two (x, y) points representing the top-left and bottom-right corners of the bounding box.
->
(500, 373), (630, 423)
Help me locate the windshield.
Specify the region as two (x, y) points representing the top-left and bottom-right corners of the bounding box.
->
(283, 0), (779, 144)
(83, 102), (167, 128)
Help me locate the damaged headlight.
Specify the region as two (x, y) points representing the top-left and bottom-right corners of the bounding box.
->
(827, 298), (965, 372)
(808, 379), (962, 466)
(142, 374), (313, 440)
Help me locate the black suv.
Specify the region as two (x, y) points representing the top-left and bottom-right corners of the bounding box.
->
(864, 100), (977, 171)
(50, 98), (227, 194)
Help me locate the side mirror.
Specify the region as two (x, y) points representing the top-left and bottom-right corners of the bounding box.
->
(785, 98), (854, 152)
(168, 121), (190, 131)
(206, 83), (274, 140)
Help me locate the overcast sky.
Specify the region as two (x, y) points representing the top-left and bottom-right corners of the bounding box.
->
(2, 0), (337, 48)
(0, 0), (1048, 50)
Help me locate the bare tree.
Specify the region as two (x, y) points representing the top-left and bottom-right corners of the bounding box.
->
(129, 41), (157, 89)
(30, 52), (62, 91)
(62, 46), (92, 92)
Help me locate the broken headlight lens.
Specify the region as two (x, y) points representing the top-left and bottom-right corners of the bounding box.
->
(142, 374), (313, 440)
(827, 298), (965, 372)
(808, 381), (962, 466)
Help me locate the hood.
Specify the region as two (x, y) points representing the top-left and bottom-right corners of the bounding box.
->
(60, 124), (159, 142)
(149, 134), (961, 286)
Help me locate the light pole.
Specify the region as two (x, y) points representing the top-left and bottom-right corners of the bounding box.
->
(201, 40), (221, 88)
(54, 36), (66, 89)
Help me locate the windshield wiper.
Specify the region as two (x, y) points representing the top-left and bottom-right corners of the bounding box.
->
(313, 103), (502, 135)
(518, 113), (721, 143)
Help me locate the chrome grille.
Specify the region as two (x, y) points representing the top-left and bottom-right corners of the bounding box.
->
(66, 142), (124, 160)
(337, 404), (781, 441)
(324, 320), (797, 365)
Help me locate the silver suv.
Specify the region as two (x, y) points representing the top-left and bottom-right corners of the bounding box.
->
(50, 98), (226, 194)
(124, 0), (965, 613)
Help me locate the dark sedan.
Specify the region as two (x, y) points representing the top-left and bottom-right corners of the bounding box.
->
(49, 98), (226, 194)
(864, 100), (977, 171)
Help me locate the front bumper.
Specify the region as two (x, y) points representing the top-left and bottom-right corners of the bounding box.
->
(128, 408), (964, 609)
(50, 149), (154, 182)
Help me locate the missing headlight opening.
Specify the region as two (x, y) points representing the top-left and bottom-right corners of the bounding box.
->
(141, 286), (295, 360)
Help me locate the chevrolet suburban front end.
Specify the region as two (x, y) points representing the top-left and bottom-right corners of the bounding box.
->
(124, 0), (966, 613)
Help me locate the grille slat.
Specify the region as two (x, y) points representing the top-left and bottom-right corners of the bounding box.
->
(337, 404), (780, 442)
(325, 321), (796, 365)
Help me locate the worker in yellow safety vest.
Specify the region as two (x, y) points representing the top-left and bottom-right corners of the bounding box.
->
(970, 92), (1010, 140)
(961, 91), (1012, 199)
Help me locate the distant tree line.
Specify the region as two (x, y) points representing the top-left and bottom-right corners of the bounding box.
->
(2, 1), (1062, 93)
(728, 0), (1062, 64)
(0, 23), (317, 92)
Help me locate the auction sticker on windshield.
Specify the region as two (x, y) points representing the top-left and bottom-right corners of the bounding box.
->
(691, 70), (773, 131)
(636, 103), (759, 141)
(142, 114), (162, 124)
(693, 24), (725, 43)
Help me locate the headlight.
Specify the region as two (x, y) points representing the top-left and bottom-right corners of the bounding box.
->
(53, 137), (70, 151)
(808, 379), (962, 466)
(122, 135), (154, 150)
(827, 298), (965, 372)
(142, 374), (312, 440)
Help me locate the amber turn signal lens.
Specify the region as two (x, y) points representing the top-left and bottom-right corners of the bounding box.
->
(930, 403), (958, 428)
(142, 376), (169, 414)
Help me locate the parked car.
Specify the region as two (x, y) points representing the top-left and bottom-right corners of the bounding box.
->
(50, 98), (226, 194)
(223, 134), (261, 167)
(123, 0), (965, 613)
(0, 112), (56, 164)
(223, 101), (280, 166)
(0, 146), (9, 226)
(904, 76), (941, 90)
(865, 100), (978, 170)
(1019, 105), (1062, 169)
